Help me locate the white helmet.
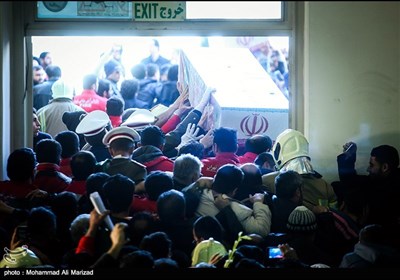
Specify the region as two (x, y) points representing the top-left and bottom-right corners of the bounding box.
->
(273, 129), (310, 170)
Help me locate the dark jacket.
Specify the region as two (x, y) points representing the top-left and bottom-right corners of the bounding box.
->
(132, 145), (174, 172)
(135, 79), (160, 109)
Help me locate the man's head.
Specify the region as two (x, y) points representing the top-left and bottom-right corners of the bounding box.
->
(112, 44), (123, 61)
(173, 154), (203, 186)
(104, 59), (122, 83)
(7, 148), (36, 182)
(275, 170), (303, 203)
(273, 129), (309, 170)
(45, 65), (61, 80)
(102, 126), (140, 156)
(33, 65), (45, 85)
(213, 127), (238, 154)
(103, 174), (135, 214)
(39, 51), (52, 69)
(83, 74), (98, 91)
(157, 189), (186, 223)
(245, 134), (273, 154)
(106, 96), (124, 117)
(140, 125), (165, 149)
(367, 145), (399, 178)
(33, 109), (41, 137)
(130, 63), (146, 80)
(35, 139), (62, 165)
(212, 164), (244, 196)
(97, 78), (112, 98)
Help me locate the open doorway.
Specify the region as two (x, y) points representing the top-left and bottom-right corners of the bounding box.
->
(32, 35), (289, 141)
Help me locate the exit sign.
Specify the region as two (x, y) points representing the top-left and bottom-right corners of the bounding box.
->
(134, 2), (185, 21)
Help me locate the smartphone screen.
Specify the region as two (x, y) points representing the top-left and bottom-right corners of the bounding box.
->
(16, 225), (28, 240)
(268, 247), (283, 259)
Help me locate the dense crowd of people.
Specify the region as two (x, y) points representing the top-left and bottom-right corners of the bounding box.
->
(0, 43), (399, 273)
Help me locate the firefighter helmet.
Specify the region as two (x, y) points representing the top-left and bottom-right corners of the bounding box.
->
(273, 129), (310, 170)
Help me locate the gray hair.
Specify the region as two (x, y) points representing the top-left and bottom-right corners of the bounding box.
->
(69, 213), (90, 245)
(173, 154), (203, 184)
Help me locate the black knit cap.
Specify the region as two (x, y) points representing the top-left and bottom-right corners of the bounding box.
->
(62, 111), (87, 132)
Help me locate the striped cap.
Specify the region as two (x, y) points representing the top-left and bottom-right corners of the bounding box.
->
(76, 110), (110, 137)
(287, 206), (317, 232)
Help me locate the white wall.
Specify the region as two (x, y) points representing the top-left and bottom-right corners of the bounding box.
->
(304, 2), (400, 184)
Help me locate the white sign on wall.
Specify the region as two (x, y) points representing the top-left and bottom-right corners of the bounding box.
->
(37, 1), (133, 20)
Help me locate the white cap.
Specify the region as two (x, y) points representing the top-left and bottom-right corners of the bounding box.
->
(102, 126), (140, 146)
(51, 79), (75, 100)
(121, 108), (156, 128)
(76, 110), (110, 137)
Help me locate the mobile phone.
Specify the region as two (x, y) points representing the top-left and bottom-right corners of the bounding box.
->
(345, 143), (354, 153)
(268, 247), (283, 259)
(16, 225), (28, 240)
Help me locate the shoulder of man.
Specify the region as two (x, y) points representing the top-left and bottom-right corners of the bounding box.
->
(96, 158), (112, 172)
(130, 158), (147, 169)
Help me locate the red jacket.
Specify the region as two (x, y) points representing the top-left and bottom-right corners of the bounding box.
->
(65, 180), (86, 195)
(144, 156), (174, 173)
(130, 194), (157, 215)
(73, 89), (107, 113)
(161, 114), (181, 134)
(59, 157), (73, 178)
(33, 163), (71, 193)
(201, 152), (241, 177)
(237, 152), (258, 165)
(109, 115), (122, 128)
(0, 181), (38, 199)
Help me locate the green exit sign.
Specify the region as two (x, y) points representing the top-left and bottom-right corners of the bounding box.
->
(134, 1), (185, 21)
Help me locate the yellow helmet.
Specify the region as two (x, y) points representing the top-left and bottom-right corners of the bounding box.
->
(191, 238), (227, 266)
(273, 129), (310, 170)
(0, 246), (42, 268)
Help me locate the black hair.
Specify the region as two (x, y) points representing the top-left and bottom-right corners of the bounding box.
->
(45, 65), (61, 79)
(106, 96), (124, 116)
(167, 64), (178, 81)
(70, 151), (97, 180)
(33, 65), (43, 72)
(55, 130), (80, 158)
(28, 206), (57, 237)
(104, 59), (120, 77)
(97, 78), (112, 97)
(245, 135), (273, 154)
(157, 189), (185, 222)
(140, 125), (165, 147)
(144, 171), (174, 201)
(103, 174), (135, 213)
(140, 231), (172, 260)
(35, 139), (62, 164)
(109, 138), (135, 152)
(120, 250), (154, 269)
(213, 164), (244, 194)
(39, 51), (50, 60)
(254, 152), (276, 169)
(275, 170), (303, 199)
(131, 63), (146, 80)
(213, 127), (237, 152)
(120, 79), (139, 99)
(177, 141), (205, 159)
(193, 216), (223, 243)
(146, 63), (159, 78)
(33, 56), (41, 65)
(370, 145), (399, 170)
(7, 148), (36, 181)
